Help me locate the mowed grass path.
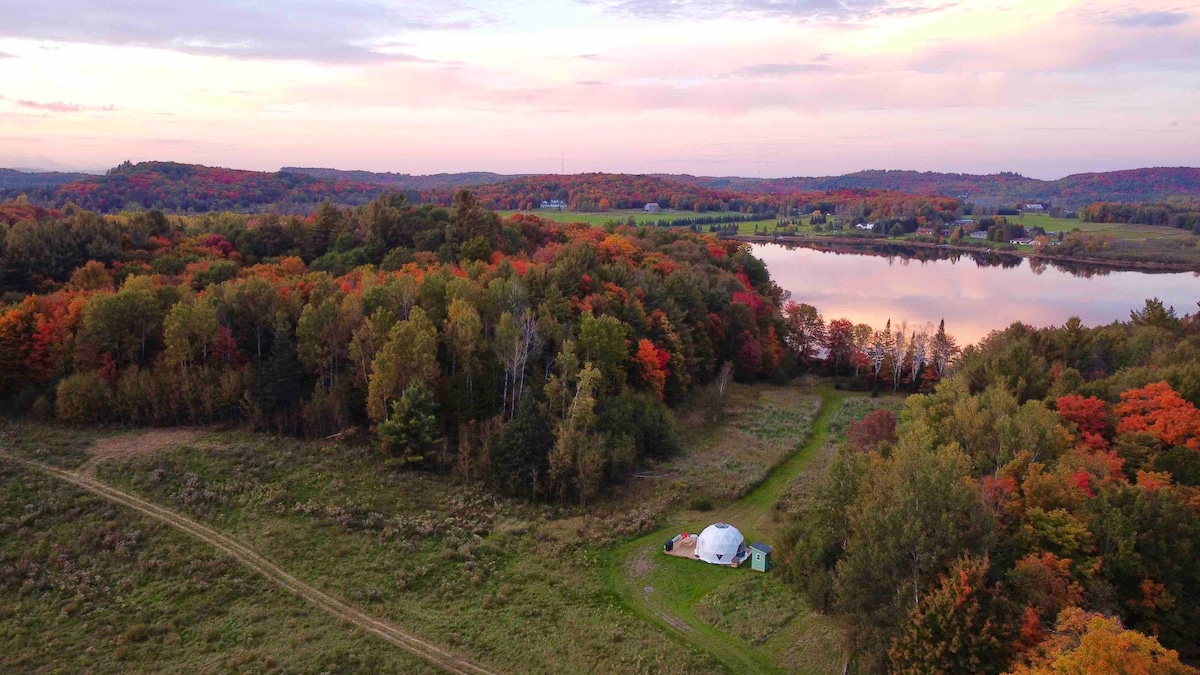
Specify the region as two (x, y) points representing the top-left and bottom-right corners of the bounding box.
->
(604, 387), (851, 674)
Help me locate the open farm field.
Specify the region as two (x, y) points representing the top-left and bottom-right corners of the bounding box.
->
(498, 209), (773, 227)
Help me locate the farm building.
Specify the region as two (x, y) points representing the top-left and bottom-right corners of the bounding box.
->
(915, 226), (935, 236)
(644, 202), (661, 213)
(540, 199), (568, 210)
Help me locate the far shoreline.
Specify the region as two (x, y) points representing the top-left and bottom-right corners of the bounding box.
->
(732, 234), (1200, 274)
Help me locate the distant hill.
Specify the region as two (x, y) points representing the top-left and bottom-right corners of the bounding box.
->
(0, 168), (93, 191)
(283, 167), (519, 190)
(2, 162), (1197, 214)
(1, 161), (389, 213)
(418, 172), (962, 219)
(664, 167), (1200, 208)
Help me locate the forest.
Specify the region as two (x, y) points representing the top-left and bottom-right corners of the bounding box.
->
(275, 166), (1200, 210)
(1081, 199), (1200, 233)
(3, 162), (390, 213)
(784, 300), (1200, 673)
(677, 167), (1200, 209)
(0, 188), (968, 503)
(1, 187), (1197, 672)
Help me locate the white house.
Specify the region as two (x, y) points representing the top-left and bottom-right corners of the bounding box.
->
(969, 230), (989, 240)
(644, 203), (661, 213)
(540, 199), (568, 210)
(855, 222), (876, 230)
(1023, 203), (1045, 211)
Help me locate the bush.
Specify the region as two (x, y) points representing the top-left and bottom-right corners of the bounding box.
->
(55, 372), (112, 424)
(596, 392), (681, 461)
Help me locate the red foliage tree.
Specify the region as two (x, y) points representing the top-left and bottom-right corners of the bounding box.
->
(1056, 395), (1109, 438)
(846, 409), (898, 453)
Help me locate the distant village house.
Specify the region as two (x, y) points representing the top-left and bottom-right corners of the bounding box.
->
(644, 203), (661, 213)
(540, 199), (568, 210)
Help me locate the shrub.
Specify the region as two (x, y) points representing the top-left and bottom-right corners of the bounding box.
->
(55, 372), (112, 424)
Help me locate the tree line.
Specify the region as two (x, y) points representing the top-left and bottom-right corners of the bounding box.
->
(1, 191), (951, 505)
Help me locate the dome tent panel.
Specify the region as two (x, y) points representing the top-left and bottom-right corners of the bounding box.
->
(695, 523), (747, 565)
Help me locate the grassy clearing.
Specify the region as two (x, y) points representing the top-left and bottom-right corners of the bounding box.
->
(0, 460), (436, 673)
(1, 418), (715, 674)
(777, 396), (905, 517)
(653, 386), (820, 506)
(0, 381), (863, 674)
(606, 387), (853, 674)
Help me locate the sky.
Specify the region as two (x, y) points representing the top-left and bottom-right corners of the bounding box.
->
(0, 0), (1197, 177)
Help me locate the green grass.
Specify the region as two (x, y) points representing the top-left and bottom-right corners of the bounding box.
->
(0, 382), (898, 674)
(1, 419), (715, 674)
(499, 209), (775, 228)
(0, 459), (437, 673)
(604, 387), (856, 674)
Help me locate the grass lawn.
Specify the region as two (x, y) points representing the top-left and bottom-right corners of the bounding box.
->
(1013, 212), (1197, 243)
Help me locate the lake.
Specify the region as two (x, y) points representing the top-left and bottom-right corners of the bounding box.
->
(753, 243), (1200, 344)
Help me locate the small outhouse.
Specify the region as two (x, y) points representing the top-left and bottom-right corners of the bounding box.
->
(749, 541), (772, 572)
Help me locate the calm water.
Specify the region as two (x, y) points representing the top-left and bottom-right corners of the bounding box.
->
(753, 244), (1200, 344)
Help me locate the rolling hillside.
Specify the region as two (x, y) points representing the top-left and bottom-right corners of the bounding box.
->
(2, 163), (1198, 213)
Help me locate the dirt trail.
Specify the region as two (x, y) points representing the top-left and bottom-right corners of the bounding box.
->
(0, 452), (495, 675)
(78, 428), (202, 477)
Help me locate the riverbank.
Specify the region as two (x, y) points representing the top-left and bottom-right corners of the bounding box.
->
(730, 235), (1200, 273)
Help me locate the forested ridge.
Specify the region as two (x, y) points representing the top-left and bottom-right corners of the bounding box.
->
(3, 162), (390, 213)
(8, 161), (1200, 216)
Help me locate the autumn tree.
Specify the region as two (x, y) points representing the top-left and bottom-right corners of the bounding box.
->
(1115, 382), (1200, 451)
(547, 363), (606, 504)
(367, 307), (438, 423)
(825, 318), (856, 375)
(782, 301), (825, 367)
(889, 555), (1016, 675)
(634, 338), (669, 401)
(835, 435), (995, 658)
(1006, 608), (1194, 675)
(846, 409), (898, 454)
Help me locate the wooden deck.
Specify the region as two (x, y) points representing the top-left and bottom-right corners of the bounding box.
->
(663, 534), (700, 560)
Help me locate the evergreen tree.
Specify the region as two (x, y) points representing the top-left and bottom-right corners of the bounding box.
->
(378, 379), (438, 465)
(492, 392), (554, 498)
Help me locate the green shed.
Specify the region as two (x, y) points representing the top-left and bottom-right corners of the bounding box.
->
(749, 541), (772, 572)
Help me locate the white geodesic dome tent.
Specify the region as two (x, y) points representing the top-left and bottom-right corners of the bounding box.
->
(695, 523), (747, 565)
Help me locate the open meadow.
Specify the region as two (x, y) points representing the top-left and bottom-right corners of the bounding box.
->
(0, 380), (896, 674)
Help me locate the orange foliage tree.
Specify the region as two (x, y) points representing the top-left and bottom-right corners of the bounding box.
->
(1006, 607), (1195, 675)
(1115, 382), (1200, 451)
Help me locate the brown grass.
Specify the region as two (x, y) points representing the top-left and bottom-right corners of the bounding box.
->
(78, 429), (203, 476)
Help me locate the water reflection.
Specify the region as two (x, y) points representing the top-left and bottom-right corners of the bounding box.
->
(754, 243), (1200, 344)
